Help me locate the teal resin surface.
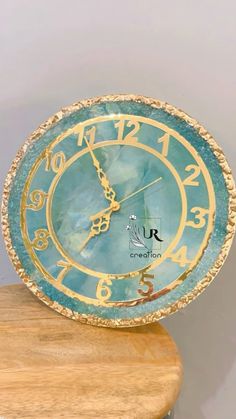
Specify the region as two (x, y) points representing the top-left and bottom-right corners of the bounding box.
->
(6, 97), (232, 326)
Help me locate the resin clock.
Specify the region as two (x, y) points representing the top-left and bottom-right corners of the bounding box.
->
(2, 95), (235, 327)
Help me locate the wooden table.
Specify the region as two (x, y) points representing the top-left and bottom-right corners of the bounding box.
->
(0, 285), (182, 418)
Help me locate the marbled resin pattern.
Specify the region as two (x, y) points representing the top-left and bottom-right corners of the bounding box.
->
(3, 95), (235, 326)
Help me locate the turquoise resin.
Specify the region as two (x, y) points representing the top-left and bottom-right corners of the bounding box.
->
(8, 100), (229, 321)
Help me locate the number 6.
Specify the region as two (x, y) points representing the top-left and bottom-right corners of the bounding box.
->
(96, 278), (112, 302)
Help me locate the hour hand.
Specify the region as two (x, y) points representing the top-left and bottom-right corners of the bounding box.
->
(79, 209), (112, 252)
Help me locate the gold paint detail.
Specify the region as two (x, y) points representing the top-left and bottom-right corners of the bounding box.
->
(56, 260), (72, 283)
(1, 94), (235, 328)
(25, 190), (47, 211)
(77, 124), (96, 147)
(114, 118), (139, 142)
(96, 278), (112, 302)
(186, 207), (209, 229)
(183, 164), (201, 186)
(44, 140), (186, 280)
(157, 133), (170, 157)
(170, 246), (191, 268)
(15, 116), (216, 303)
(45, 150), (66, 173)
(138, 273), (154, 297)
(9, 116), (215, 304)
(31, 229), (49, 251)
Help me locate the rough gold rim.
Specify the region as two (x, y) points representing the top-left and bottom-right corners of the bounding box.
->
(1, 94), (236, 327)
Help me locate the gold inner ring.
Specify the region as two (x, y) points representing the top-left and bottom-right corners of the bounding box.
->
(20, 114), (215, 307)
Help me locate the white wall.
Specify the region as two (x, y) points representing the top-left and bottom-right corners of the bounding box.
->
(1, 1), (236, 418)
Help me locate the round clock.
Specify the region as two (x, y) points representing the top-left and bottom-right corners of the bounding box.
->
(2, 95), (236, 327)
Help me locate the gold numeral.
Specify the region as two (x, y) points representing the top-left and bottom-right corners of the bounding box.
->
(77, 125), (96, 147)
(26, 190), (47, 211)
(183, 164), (201, 186)
(32, 229), (49, 251)
(138, 272), (154, 297)
(186, 207), (209, 228)
(157, 133), (170, 157)
(45, 150), (66, 173)
(56, 260), (71, 283)
(170, 246), (191, 267)
(96, 278), (112, 302)
(114, 119), (139, 142)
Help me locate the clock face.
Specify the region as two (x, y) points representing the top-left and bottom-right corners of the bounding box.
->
(3, 95), (235, 327)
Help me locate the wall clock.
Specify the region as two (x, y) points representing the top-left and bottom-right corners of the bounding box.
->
(2, 95), (235, 327)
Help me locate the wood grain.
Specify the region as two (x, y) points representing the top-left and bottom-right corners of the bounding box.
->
(0, 285), (182, 419)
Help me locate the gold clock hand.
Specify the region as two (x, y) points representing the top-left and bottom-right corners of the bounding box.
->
(90, 176), (162, 221)
(79, 176), (162, 253)
(85, 138), (118, 205)
(79, 209), (113, 252)
(119, 176), (162, 205)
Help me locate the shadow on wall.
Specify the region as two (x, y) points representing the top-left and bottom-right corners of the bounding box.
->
(162, 240), (236, 419)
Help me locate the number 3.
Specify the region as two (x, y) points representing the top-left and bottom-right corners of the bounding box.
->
(186, 207), (209, 229)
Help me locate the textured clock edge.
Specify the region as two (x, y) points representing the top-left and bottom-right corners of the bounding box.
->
(1, 94), (236, 327)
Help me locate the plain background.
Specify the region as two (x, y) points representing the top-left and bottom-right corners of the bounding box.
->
(1, 1), (236, 418)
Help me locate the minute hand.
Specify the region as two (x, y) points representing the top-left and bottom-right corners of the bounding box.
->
(85, 138), (117, 204)
(90, 176), (162, 221)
